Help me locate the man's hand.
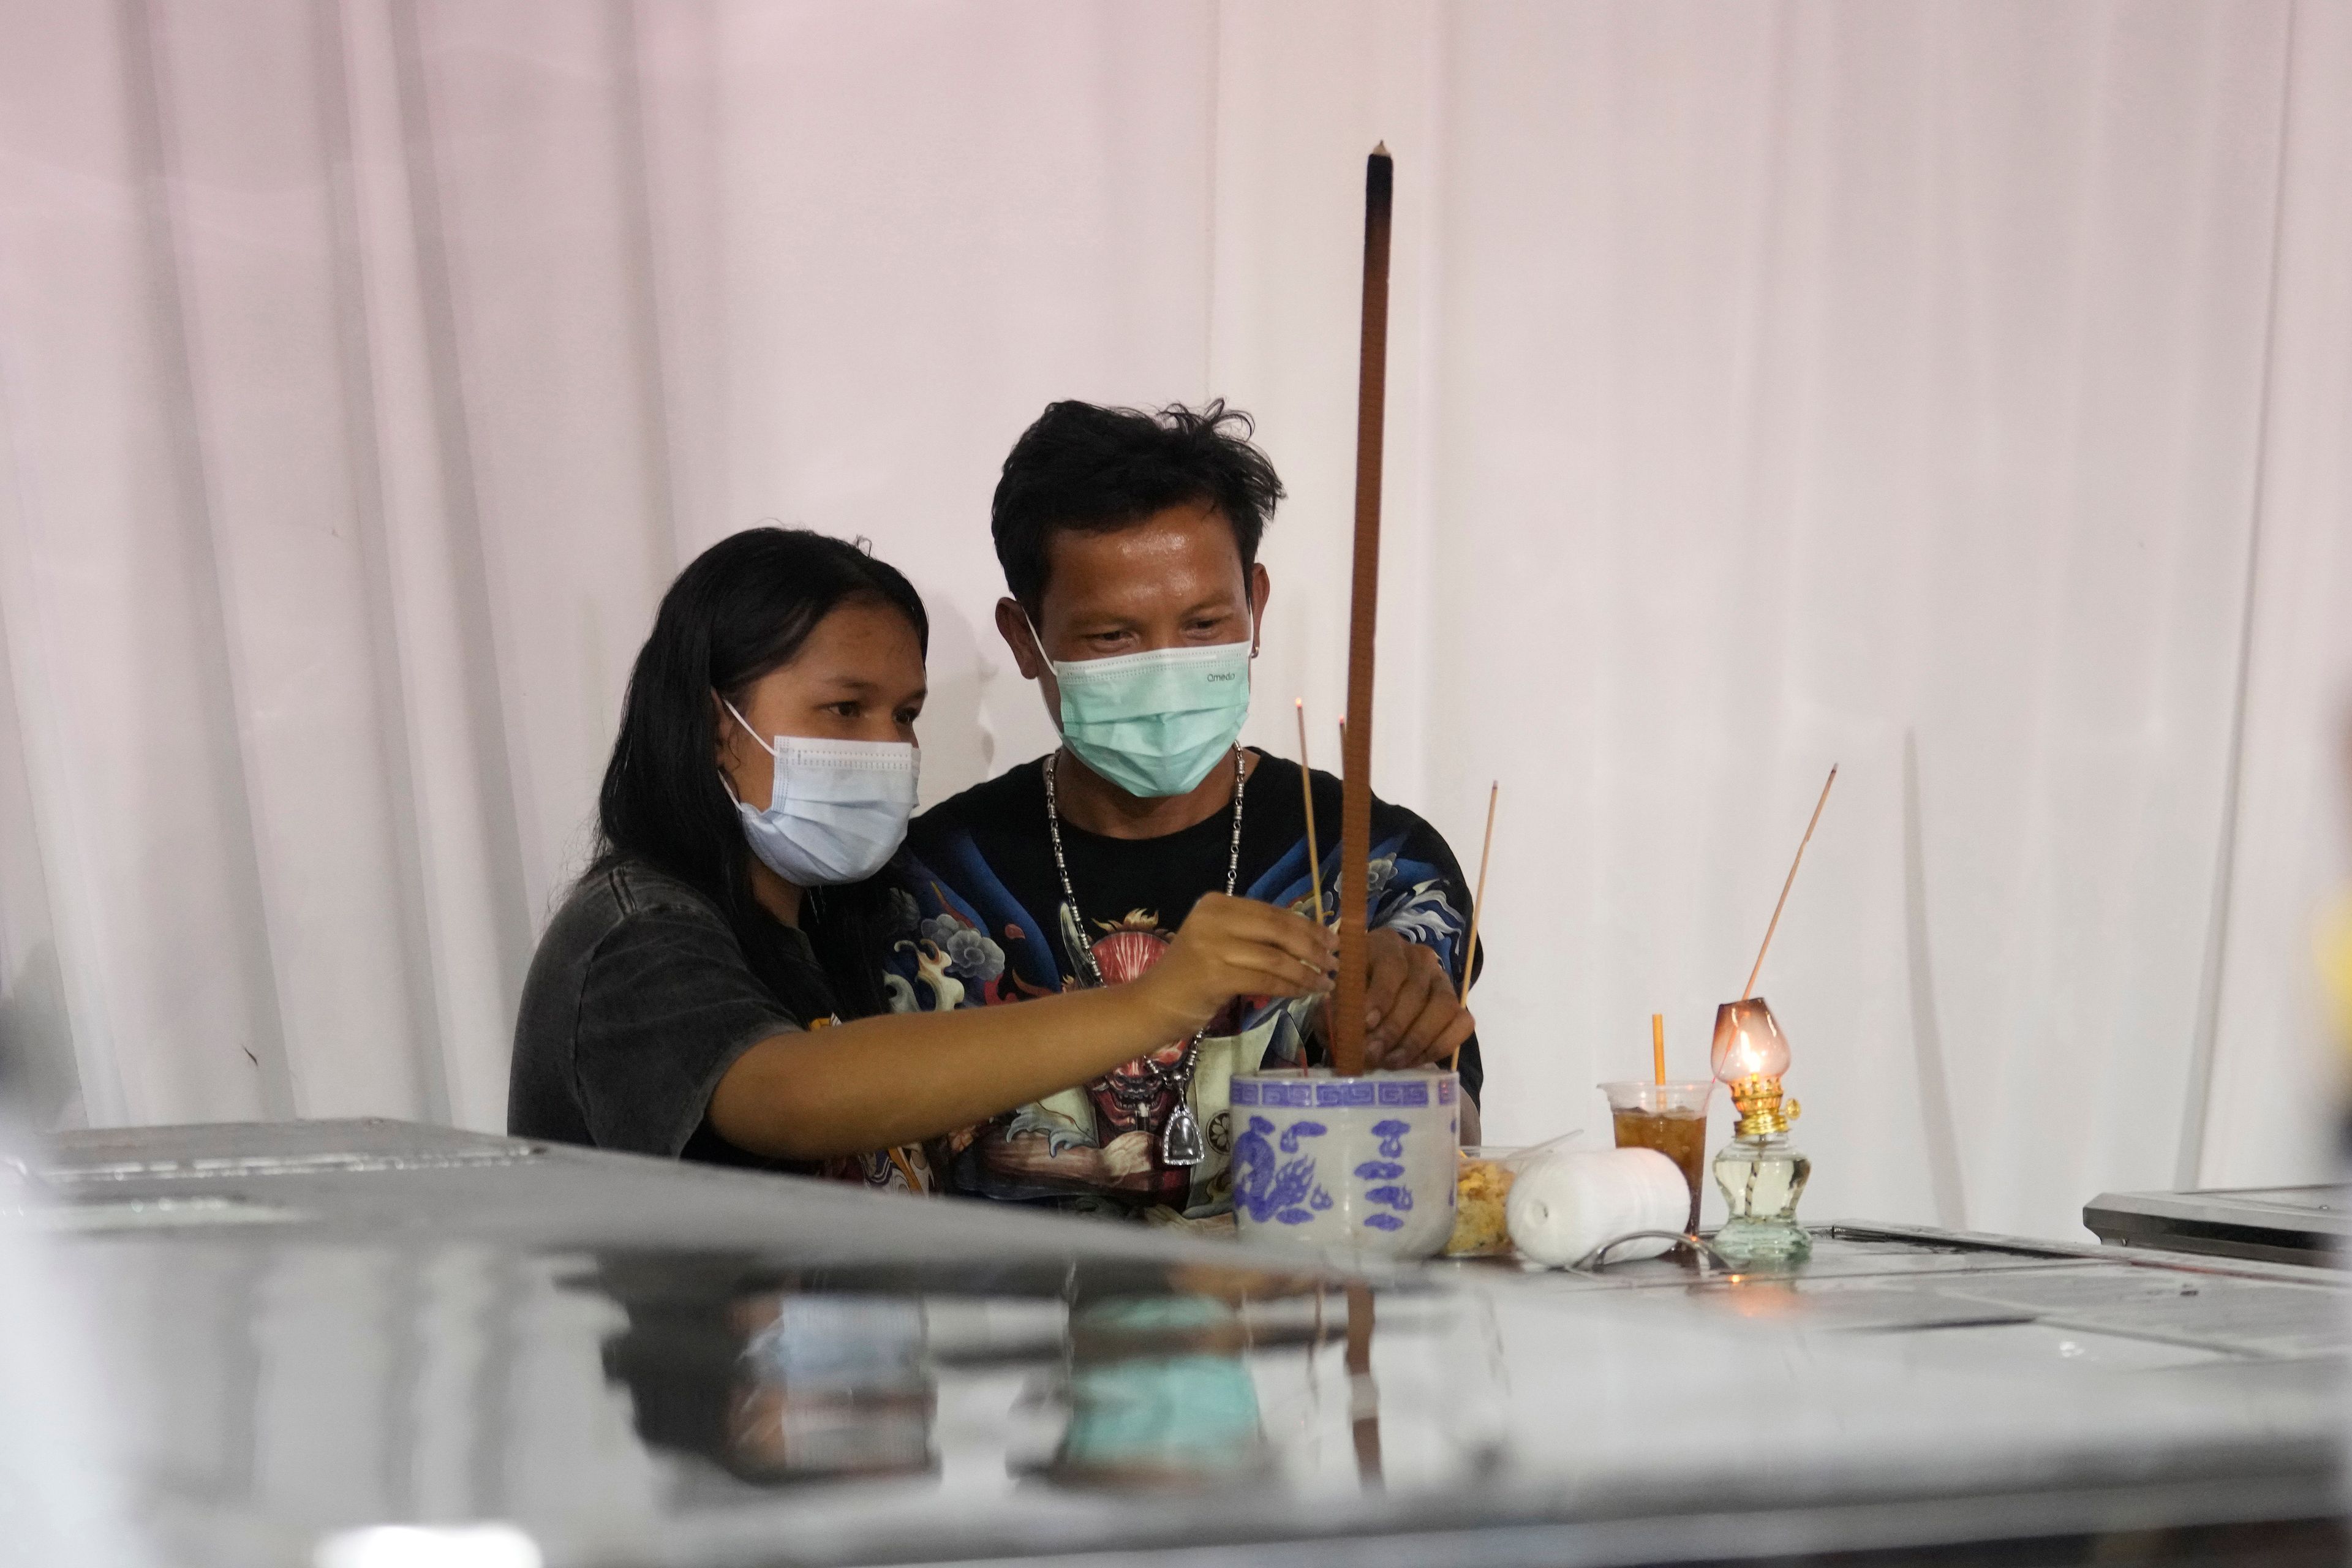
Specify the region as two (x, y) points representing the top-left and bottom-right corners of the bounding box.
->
(1362, 928), (1475, 1069)
(1097, 1131), (1157, 1180)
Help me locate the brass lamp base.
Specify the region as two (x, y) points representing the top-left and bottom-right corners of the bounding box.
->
(1727, 1074), (1800, 1139)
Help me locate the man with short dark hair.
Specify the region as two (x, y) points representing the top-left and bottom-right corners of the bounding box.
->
(887, 401), (1485, 1223)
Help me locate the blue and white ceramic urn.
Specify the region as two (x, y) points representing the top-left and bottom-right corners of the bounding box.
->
(1224, 1068), (1458, 1259)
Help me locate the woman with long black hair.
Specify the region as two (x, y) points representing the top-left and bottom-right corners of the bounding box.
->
(508, 528), (1332, 1188)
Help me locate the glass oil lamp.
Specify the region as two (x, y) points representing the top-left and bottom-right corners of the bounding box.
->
(1708, 998), (1812, 1264)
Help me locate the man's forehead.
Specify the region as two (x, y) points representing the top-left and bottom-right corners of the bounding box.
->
(1039, 504), (1247, 611)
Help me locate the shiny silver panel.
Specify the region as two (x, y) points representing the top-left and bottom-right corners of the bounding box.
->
(24, 1121), (2348, 1567)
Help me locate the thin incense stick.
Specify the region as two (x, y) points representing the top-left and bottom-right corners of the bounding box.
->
(1742, 764), (1839, 1000)
(1333, 144), (1393, 1079)
(1295, 699), (1327, 928)
(1652, 1013), (1667, 1087)
(1446, 781), (1498, 1073)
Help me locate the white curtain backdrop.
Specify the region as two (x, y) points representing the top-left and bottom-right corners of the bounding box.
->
(1, 1), (2345, 1239)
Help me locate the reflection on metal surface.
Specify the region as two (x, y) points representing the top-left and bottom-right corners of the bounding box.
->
(595, 1265), (937, 1484)
(579, 1254), (1513, 1508)
(1048, 1295), (1264, 1488)
(47, 1149), (549, 1183)
(21, 1120), (2350, 1567)
(1343, 1280), (1381, 1485)
(312, 1523), (541, 1568)
(11, 1194), (299, 1231)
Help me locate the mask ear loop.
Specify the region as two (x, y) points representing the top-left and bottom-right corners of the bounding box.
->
(715, 695), (777, 807)
(1020, 610), (1071, 766)
(720, 696), (778, 756)
(1017, 606), (1054, 674)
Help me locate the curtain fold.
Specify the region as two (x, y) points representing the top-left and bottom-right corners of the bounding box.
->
(1, 0), (2342, 1238)
(2193, 0), (2352, 1191)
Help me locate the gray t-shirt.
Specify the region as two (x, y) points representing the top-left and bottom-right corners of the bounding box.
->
(508, 859), (827, 1169)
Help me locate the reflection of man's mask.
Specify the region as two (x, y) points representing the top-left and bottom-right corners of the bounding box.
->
(729, 1295), (935, 1479)
(1049, 1297), (1263, 1487)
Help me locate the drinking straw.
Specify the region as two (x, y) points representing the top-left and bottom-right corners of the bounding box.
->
(1743, 764), (1839, 1000)
(1652, 1012), (1667, 1087)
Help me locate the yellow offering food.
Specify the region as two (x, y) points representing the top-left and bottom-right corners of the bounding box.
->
(1446, 1153), (1515, 1256)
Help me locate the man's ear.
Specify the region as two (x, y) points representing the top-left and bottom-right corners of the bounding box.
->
(996, 597), (1046, 680)
(1249, 563), (1272, 656)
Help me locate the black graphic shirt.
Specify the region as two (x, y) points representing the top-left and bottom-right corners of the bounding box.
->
(885, 750), (1486, 1221)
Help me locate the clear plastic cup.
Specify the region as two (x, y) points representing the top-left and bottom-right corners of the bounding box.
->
(1598, 1081), (1713, 1234)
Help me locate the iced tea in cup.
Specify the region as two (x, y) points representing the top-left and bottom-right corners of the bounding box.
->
(1599, 1081), (1713, 1233)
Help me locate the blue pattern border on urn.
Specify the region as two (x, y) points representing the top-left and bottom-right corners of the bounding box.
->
(1232, 1077), (1454, 1109)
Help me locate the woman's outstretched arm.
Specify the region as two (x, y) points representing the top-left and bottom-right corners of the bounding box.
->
(706, 893), (1334, 1161)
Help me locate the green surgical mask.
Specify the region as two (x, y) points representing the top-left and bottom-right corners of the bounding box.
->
(1040, 628), (1254, 799)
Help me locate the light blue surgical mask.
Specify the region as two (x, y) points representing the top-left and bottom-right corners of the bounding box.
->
(1031, 619), (1254, 798)
(720, 699), (919, 885)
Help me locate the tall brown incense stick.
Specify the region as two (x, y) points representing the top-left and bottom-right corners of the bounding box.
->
(1295, 700), (1327, 928)
(1446, 782), (1498, 1073)
(1742, 764), (1838, 1000)
(1332, 143), (1393, 1079)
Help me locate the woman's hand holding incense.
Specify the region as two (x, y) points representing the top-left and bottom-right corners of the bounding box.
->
(1130, 892), (1336, 1040)
(1362, 929), (1476, 1070)
(709, 895), (1331, 1164)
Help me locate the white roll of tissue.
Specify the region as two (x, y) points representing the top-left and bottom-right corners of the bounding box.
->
(1504, 1148), (1691, 1268)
